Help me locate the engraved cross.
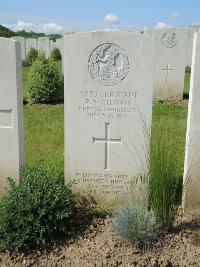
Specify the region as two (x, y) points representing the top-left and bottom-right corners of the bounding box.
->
(162, 63), (173, 83)
(93, 122), (122, 171)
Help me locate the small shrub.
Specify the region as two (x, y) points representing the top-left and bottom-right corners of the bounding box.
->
(49, 47), (62, 61)
(185, 66), (191, 73)
(113, 202), (158, 250)
(0, 167), (75, 251)
(26, 48), (38, 66)
(27, 51), (64, 103)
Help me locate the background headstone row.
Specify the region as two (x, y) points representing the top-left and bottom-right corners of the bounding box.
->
(10, 36), (64, 60)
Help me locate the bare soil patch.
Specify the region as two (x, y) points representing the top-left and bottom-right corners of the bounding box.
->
(0, 208), (200, 267)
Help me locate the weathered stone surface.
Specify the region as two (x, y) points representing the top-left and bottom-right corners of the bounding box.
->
(64, 31), (155, 206)
(183, 32), (200, 214)
(0, 38), (24, 195)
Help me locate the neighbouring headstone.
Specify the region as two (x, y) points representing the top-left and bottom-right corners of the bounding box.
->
(183, 32), (200, 213)
(50, 40), (55, 52)
(55, 38), (63, 57)
(0, 38), (24, 195)
(11, 36), (26, 61)
(37, 37), (50, 57)
(64, 31), (155, 206)
(145, 28), (187, 100)
(26, 38), (37, 55)
(185, 27), (198, 67)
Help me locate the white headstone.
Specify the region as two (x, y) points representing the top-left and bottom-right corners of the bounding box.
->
(0, 38), (24, 194)
(11, 36), (26, 61)
(26, 38), (37, 55)
(64, 31), (155, 206)
(185, 27), (198, 67)
(183, 32), (200, 213)
(50, 40), (55, 52)
(37, 37), (50, 57)
(55, 38), (63, 57)
(144, 28), (154, 35)
(147, 28), (187, 100)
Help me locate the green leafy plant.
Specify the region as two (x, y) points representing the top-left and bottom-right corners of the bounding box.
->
(49, 47), (62, 61)
(26, 47), (38, 66)
(27, 51), (64, 103)
(0, 167), (75, 251)
(113, 201), (158, 250)
(149, 113), (183, 229)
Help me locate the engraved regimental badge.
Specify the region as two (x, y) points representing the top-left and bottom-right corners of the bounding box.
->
(162, 31), (178, 48)
(88, 43), (130, 86)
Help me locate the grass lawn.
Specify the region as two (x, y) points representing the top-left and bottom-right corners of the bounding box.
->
(152, 103), (188, 176)
(23, 65), (190, 183)
(24, 104), (64, 175)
